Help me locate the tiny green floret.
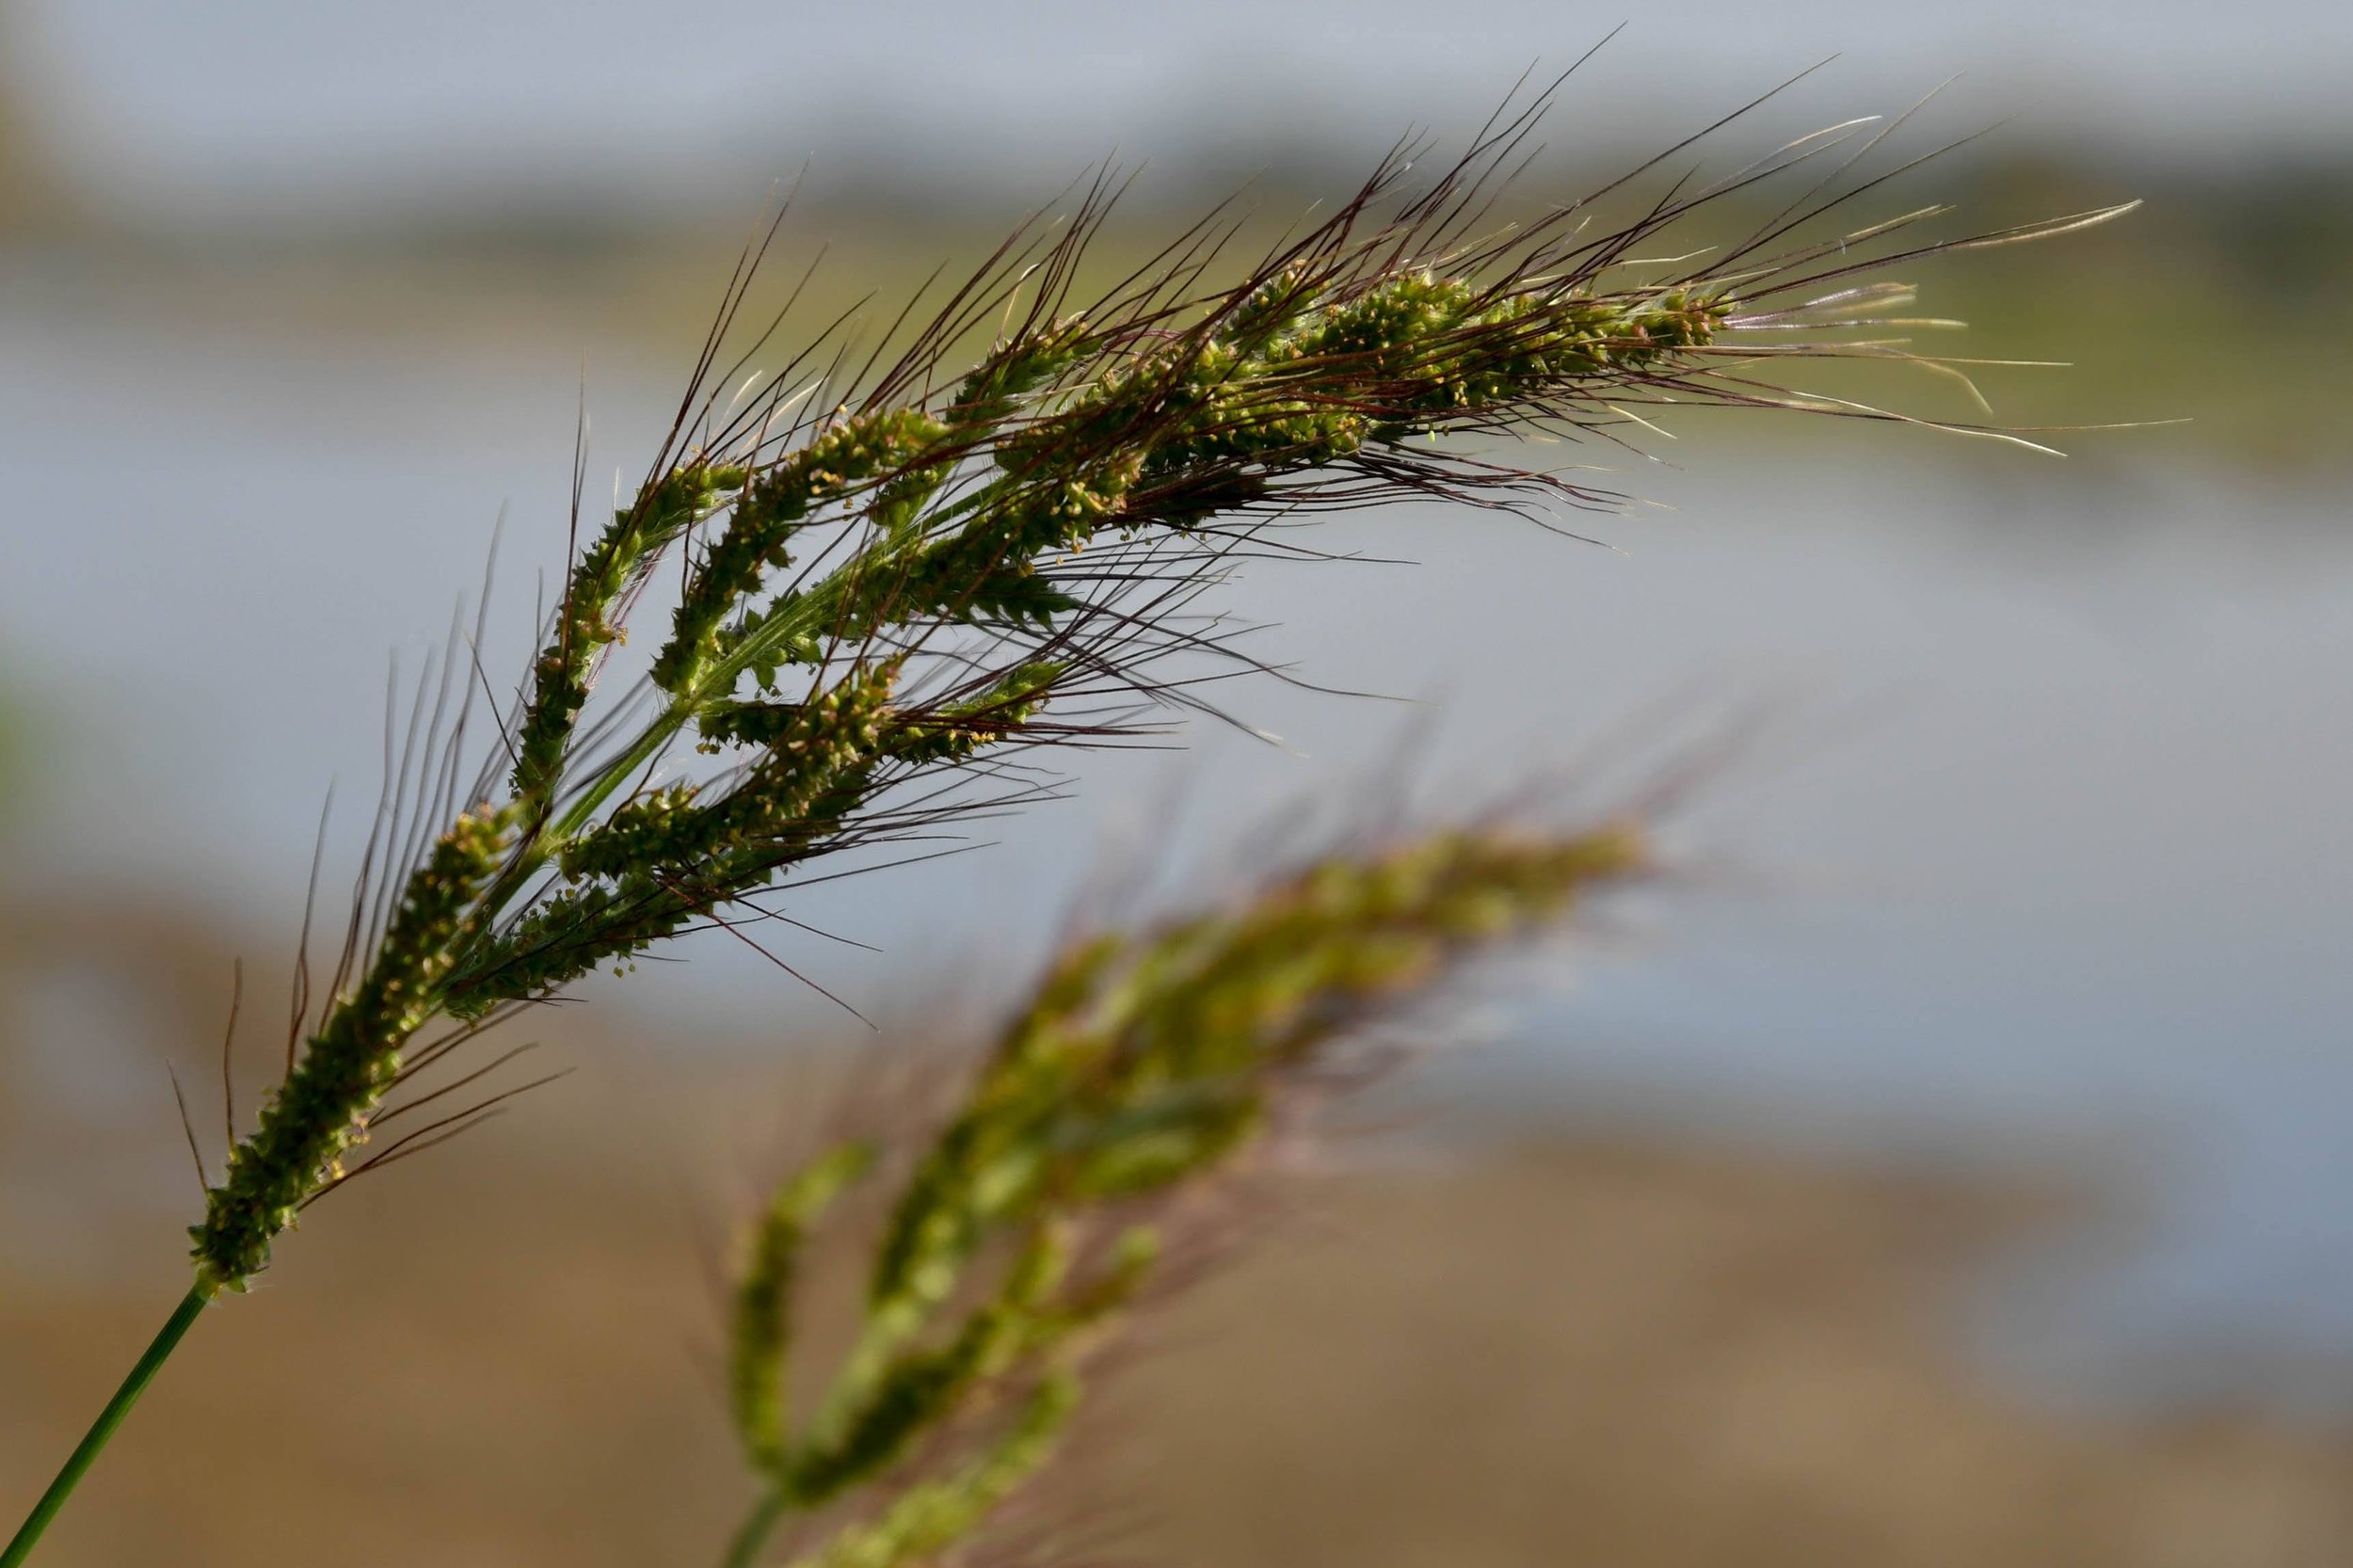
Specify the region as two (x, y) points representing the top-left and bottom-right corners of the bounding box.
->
(515, 461), (745, 804)
(655, 410), (952, 698)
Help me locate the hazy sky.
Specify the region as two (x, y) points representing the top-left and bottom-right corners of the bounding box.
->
(13, 0), (2348, 216)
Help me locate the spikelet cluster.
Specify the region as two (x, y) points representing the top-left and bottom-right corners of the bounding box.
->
(714, 821), (1649, 1567)
(193, 811), (508, 1289)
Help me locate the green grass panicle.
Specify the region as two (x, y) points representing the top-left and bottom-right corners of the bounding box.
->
(715, 821), (1651, 1567)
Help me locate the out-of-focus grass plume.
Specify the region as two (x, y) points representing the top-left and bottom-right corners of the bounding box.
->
(716, 821), (1648, 1565)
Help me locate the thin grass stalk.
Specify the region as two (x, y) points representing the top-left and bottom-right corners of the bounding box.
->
(0, 1289), (211, 1568)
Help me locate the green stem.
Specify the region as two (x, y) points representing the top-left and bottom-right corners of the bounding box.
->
(720, 1486), (792, 1568)
(2, 1285), (212, 1568)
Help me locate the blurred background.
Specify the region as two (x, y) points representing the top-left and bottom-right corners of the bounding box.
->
(3, 1), (2351, 1562)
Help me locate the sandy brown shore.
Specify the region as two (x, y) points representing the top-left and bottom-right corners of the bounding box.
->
(6, 902), (2352, 1567)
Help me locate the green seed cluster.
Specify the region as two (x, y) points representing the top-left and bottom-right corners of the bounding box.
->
(191, 810), (510, 1290)
(551, 783), (707, 883)
(946, 317), (1094, 435)
(700, 276), (1726, 685)
(655, 410), (951, 698)
(887, 662), (1063, 769)
(872, 274), (1727, 623)
(461, 669), (905, 1009)
(859, 454), (1140, 635)
(514, 462), (745, 804)
(1145, 274), (1730, 472)
(716, 821), (1650, 1566)
(684, 669), (901, 860)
